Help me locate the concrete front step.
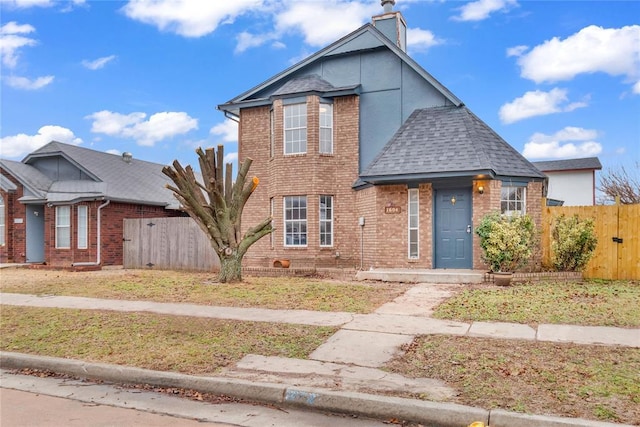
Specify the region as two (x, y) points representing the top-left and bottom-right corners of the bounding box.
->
(356, 269), (484, 284)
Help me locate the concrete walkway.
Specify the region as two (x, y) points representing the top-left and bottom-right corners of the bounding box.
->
(1, 283), (638, 427)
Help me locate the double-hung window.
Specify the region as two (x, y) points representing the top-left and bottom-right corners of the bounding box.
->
(56, 206), (71, 249)
(284, 196), (307, 246)
(408, 189), (419, 259)
(319, 103), (333, 154)
(0, 194), (5, 246)
(77, 205), (88, 249)
(319, 195), (333, 247)
(284, 103), (307, 155)
(501, 186), (526, 216)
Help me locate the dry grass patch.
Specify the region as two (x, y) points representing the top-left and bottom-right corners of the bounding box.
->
(433, 280), (640, 327)
(387, 335), (640, 425)
(0, 268), (409, 313)
(0, 306), (337, 374)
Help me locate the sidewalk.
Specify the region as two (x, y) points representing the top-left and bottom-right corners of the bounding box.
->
(1, 284), (638, 427)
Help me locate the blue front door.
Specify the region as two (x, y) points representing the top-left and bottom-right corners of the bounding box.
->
(434, 188), (472, 269)
(26, 205), (45, 263)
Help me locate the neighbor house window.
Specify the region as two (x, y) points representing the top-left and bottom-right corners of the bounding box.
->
(55, 206), (71, 249)
(319, 195), (333, 247)
(501, 186), (526, 215)
(77, 205), (88, 249)
(284, 103), (307, 154)
(284, 196), (307, 246)
(408, 189), (419, 259)
(0, 194), (5, 246)
(319, 103), (333, 154)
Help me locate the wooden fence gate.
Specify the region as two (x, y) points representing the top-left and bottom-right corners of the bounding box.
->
(541, 203), (639, 280)
(123, 217), (220, 271)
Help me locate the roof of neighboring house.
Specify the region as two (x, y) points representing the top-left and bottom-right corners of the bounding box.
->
(218, 22), (461, 114)
(360, 106), (546, 183)
(1, 141), (179, 208)
(531, 157), (602, 172)
(0, 173), (18, 192)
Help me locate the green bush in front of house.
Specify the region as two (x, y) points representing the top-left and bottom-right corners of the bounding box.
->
(476, 212), (537, 273)
(551, 214), (598, 271)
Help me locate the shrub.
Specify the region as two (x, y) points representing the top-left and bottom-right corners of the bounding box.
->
(475, 212), (537, 272)
(551, 214), (597, 271)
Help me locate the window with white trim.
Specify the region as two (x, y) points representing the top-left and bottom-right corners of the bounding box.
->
(0, 194), (5, 246)
(284, 103), (307, 155)
(269, 197), (274, 248)
(319, 195), (333, 247)
(77, 205), (88, 249)
(408, 189), (419, 259)
(501, 186), (526, 215)
(270, 108), (275, 158)
(284, 196), (307, 246)
(319, 103), (333, 154)
(56, 206), (71, 249)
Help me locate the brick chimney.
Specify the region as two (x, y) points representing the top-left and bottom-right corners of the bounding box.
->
(372, 0), (407, 52)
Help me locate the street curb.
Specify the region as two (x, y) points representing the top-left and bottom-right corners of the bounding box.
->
(0, 352), (631, 427)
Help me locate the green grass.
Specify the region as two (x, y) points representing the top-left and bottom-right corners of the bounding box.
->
(0, 306), (336, 374)
(432, 280), (640, 327)
(0, 269), (410, 313)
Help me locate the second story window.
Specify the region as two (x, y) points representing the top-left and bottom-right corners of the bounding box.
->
(284, 103), (307, 155)
(319, 103), (333, 154)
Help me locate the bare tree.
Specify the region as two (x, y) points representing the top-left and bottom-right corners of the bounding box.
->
(599, 162), (640, 205)
(162, 145), (272, 282)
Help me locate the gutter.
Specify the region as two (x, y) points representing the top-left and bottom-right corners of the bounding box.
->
(72, 199), (110, 267)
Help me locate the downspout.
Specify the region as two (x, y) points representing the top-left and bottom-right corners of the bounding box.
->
(72, 199), (110, 266)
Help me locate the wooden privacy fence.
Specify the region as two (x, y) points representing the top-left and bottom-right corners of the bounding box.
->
(123, 217), (220, 271)
(541, 203), (639, 280)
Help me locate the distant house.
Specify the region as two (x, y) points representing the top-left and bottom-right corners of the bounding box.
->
(217, 2), (546, 271)
(532, 157), (602, 206)
(0, 141), (183, 267)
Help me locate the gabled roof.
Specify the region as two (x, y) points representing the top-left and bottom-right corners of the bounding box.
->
(218, 23), (461, 115)
(1, 141), (178, 208)
(532, 157), (602, 172)
(360, 106), (546, 183)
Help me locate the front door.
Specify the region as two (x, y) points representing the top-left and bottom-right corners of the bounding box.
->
(434, 188), (472, 269)
(26, 205), (45, 263)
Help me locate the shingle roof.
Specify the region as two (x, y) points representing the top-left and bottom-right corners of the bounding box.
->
(272, 75), (336, 96)
(531, 157), (602, 172)
(2, 141), (178, 208)
(360, 106), (545, 182)
(0, 159), (51, 199)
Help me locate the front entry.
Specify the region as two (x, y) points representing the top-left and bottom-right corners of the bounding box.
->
(26, 205), (45, 263)
(434, 187), (472, 269)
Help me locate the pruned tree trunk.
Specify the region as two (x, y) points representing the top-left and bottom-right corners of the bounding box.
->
(162, 145), (272, 283)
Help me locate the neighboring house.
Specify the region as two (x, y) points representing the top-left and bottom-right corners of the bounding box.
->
(217, 2), (546, 271)
(532, 157), (602, 206)
(0, 141), (183, 267)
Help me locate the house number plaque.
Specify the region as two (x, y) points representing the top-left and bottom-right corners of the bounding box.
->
(384, 206), (401, 214)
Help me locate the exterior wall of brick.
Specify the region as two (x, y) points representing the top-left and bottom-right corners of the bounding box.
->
(239, 95), (361, 269)
(0, 172), (25, 263)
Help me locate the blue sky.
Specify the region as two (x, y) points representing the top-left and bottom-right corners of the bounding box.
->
(1, 0), (639, 178)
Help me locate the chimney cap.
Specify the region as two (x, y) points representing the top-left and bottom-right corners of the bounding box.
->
(381, 0), (395, 13)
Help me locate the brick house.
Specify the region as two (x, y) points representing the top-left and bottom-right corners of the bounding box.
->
(218, 2), (546, 272)
(0, 141), (183, 267)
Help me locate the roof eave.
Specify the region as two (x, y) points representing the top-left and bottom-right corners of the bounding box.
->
(361, 169), (496, 184)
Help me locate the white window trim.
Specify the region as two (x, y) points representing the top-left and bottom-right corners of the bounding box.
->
(269, 108), (275, 158)
(408, 189), (419, 259)
(319, 103), (333, 155)
(0, 194), (5, 246)
(269, 197), (274, 249)
(284, 196), (307, 247)
(56, 205), (71, 249)
(283, 103), (307, 155)
(319, 195), (333, 247)
(77, 205), (88, 249)
(500, 185), (526, 216)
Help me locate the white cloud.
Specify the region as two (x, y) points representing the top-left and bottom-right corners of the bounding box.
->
(106, 149), (121, 156)
(0, 125), (82, 159)
(223, 152), (238, 165)
(1, 0), (53, 8)
(82, 54), (116, 70)
(506, 45), (527, 57)
(235, 31), (275, 54)
(517, 25), (640, 90)
(210, 120), (238, 143)
(87, 110), (198, 147)
(4, 74), (54, 89)
(407, 28), (442, 52)
(121, 0), (263, 38)
(452, 0), (518, 22)
(0, 21), (37, 68)
(499, 88), (588, 124)
(633, 81), (640, 95)
(275, 1), (377, 47)
(523, 127), (602, 159)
